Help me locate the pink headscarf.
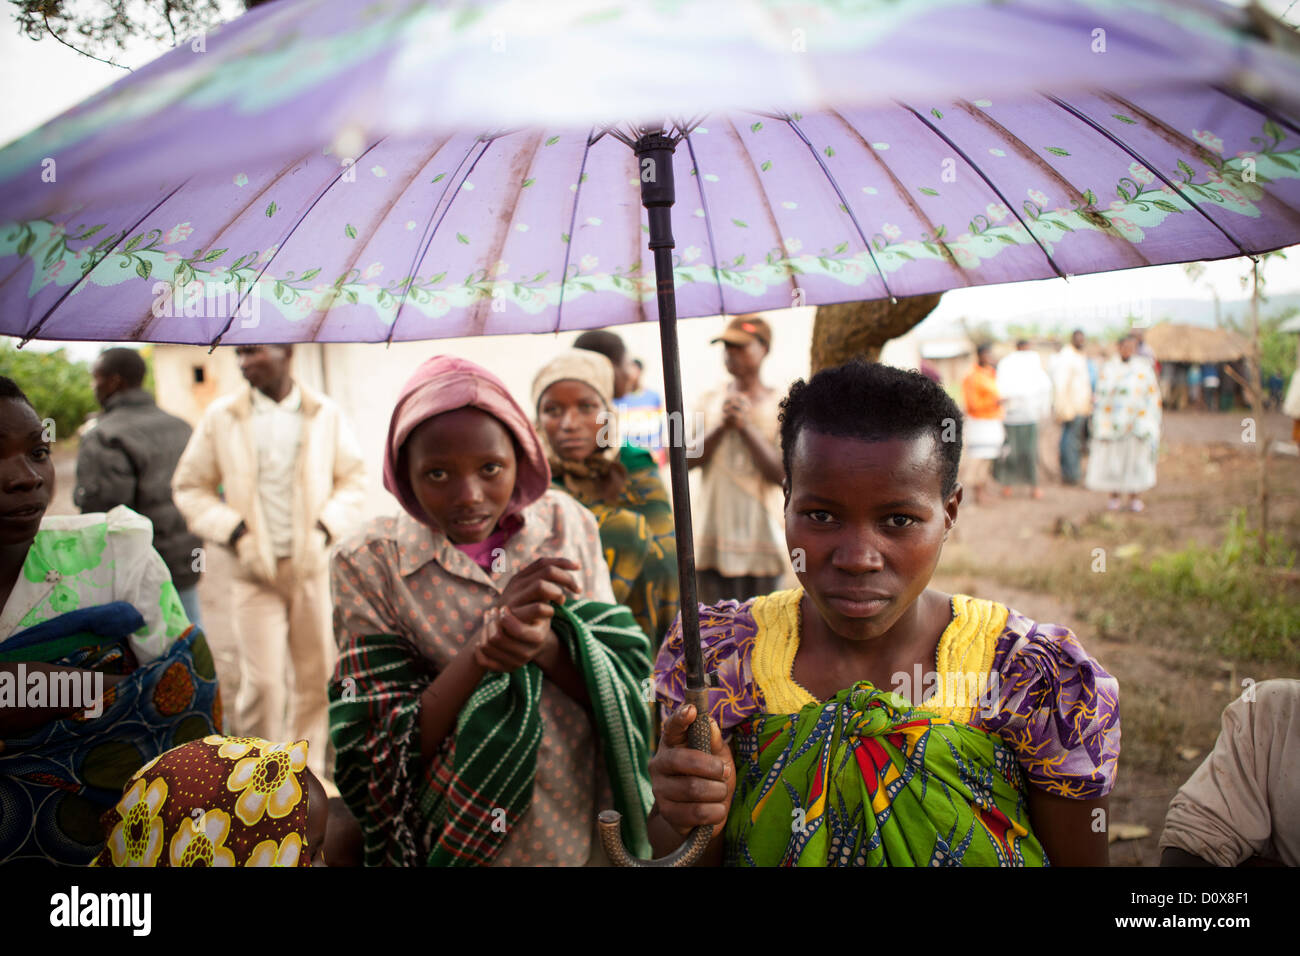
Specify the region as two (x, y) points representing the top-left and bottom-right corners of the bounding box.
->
(382, 356), (551, 528)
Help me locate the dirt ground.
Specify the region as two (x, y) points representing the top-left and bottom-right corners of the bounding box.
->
(49, 407), (1299, 866)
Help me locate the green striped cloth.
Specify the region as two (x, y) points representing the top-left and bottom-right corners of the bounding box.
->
(330, 598), (653, 866)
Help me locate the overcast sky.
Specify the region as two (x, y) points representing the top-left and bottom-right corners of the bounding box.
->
(1, 0), (1297, 361)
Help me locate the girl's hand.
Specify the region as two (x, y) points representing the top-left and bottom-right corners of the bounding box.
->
(498, 556), (581, 611)
(475, 557), (581, 672)
(650, 703), (735, 838)
(474, 604), (553, 672)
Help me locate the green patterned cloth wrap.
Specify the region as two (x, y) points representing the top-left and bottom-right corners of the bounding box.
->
(331, 598), (653, 866)
(726, 682), (1048, 867)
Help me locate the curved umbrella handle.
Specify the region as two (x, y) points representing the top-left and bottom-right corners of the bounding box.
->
(598, 687), (715, 867)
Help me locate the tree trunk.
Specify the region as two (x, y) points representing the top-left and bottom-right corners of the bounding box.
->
(810, 294), (943, 374)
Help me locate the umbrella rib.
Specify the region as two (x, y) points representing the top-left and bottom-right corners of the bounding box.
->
(784, 113), (897, 301)
(305, 137), (455, 344)
(467, 131), (545, 336)
(386, 136), (492, 346)
(716, 115), (798, 313)
(682, 133), (726, 316)
(896, 102), (1069, 280)
(1042, 93), (1252, 258)
(553, 132), (594, 333)
(207, 138), (390, 349)
(19, 181), (189, 346)
(1208, 84), (1300, 136)
(133, 152), (309, 342)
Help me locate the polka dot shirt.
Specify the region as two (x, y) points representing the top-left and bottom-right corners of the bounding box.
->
(331, 490), (616, 866)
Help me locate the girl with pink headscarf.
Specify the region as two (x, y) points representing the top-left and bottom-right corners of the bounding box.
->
(327, 356), (654, 866)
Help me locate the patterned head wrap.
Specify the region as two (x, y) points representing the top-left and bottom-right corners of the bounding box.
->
(94, 735), (313, 867)
(531, 349), (625, 502)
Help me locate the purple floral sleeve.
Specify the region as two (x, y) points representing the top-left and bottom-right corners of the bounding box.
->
(977, 610), (1121, 799)
(652, 600), (765, 732)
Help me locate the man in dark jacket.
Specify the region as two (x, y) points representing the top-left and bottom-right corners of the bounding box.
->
(75, 348), (204, 624)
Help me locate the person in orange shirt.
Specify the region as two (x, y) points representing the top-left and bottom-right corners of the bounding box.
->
(959, 345), (1004, 506)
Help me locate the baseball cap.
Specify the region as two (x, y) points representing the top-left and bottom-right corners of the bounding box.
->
(711, 315), (772, 348)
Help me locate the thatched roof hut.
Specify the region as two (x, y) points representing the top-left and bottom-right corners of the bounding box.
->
(1143, 322), (1248, 364)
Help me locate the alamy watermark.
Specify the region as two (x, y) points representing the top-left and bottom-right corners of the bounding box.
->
(151, 280), (262, 329)
(0, 664), (105, 719)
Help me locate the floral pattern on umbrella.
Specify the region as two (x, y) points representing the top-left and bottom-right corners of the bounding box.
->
(2, 98), (1296, 345)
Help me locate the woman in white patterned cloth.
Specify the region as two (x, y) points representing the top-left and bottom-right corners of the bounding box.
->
(0, 376), (218, 865)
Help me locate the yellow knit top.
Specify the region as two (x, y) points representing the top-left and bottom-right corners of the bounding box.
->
(748, 588), (1008, 725)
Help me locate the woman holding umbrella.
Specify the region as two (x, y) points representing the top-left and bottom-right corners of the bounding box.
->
(646, 362), (1119, 866)
(532, 349), (678, 647)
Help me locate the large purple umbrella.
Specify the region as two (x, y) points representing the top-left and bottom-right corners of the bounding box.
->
(3, 0), (1299, 864)
(2, 89), (1298, 346)
(2, 0), (1299, 346)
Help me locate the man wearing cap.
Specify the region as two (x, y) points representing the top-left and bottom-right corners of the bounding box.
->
(689, 315), (788, 605)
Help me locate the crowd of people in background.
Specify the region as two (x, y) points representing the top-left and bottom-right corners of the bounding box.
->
(1, 314), (1296, 869)
(962, 329), (1164, 512)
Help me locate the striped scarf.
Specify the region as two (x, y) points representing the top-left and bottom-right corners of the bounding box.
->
(330, 598), (653, 866)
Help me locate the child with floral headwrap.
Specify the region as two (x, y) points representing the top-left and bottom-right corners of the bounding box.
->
(93, 735), (332, 866)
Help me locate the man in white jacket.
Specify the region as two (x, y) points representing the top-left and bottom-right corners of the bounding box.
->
(173, 344), (366, 777)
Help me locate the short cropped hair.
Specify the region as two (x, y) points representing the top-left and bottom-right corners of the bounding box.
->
(573, 330), (627, 367)
(97, 347), (147, 388)
(0, 376), (34, 408)
(779, 360), (963, 498)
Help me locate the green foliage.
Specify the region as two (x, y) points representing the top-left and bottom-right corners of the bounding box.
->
(1226, 305), (1299, 381)
(1074, 508), (1300, 665)
(1129, 509), (1299, 662)
(0, 342), (97, 440)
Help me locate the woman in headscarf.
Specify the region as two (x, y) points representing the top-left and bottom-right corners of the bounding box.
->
(0, 376), (219, 866)
(328, 356), (653, 866)
(532, 349), (678, 647)
(1086, 334), (1162, 512)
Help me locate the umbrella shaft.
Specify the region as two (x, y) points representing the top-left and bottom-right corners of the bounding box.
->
(636, 130), (704, 690)
(654, 244), (704, 689)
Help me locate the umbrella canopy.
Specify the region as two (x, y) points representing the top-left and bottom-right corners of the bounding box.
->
(2, 0), (1300, 345)
(1144, 320), (1249, 362)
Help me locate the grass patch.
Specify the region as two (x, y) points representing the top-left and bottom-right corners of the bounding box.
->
(948, 509), (1300, 667)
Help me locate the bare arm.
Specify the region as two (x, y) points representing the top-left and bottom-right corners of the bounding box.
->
(533, 632), (590, 708)
(734, 422), (784, 485)
(646, 703), (734, 866)
(1027, 787), (1110, 866)
(687, 422), (731, 470)
(416, 640), (488, 765)
(648, 805), (726, 865)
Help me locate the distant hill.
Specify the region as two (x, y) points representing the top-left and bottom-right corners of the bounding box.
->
(917, 293), (1300, 341)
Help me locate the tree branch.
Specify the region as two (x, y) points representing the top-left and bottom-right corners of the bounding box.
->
(42, 12), (132, 71)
